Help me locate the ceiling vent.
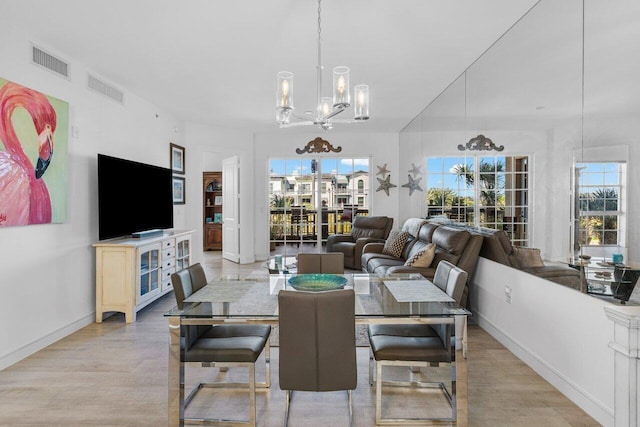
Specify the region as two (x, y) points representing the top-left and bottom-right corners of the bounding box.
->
(31, 44), (69, 79)
(88, 75), (124, 104)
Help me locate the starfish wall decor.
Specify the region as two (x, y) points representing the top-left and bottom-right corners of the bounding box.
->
(402, 162), (424, 196)
(376, 163), (390, 176)
(401, 174), (423, 196)
(376, 175), (397, 196)
(408, 162), (422, 176)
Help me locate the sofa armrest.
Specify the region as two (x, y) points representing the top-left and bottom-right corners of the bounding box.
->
(326, 234), (354, 252)
(362, 242), (384, 254)
(387, 265), (436, 280)
(355, 237), (384, 253)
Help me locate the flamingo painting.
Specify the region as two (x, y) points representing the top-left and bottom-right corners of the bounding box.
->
(0, 80), (63, 226)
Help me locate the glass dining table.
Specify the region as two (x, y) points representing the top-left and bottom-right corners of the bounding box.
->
(165, 272), (470, 426)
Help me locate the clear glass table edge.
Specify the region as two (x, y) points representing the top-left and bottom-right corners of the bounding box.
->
(163, 272), (471, 318)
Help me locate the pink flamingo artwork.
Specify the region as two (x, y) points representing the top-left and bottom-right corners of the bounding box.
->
(0, 82), (57, 226)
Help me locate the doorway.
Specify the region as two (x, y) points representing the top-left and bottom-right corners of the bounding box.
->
(268, 157), (370, 258)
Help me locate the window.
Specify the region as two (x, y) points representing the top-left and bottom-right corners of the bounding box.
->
(427, 155), (530, 246)
(357, 179), (364, 193)
(576, 162), (625, 247)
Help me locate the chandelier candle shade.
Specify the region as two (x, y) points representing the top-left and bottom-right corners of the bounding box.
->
(275, 0), (370, 130)
(354, 84), (369, 120)
(276, 71), (293, 124)
(333, 66), (350, 108)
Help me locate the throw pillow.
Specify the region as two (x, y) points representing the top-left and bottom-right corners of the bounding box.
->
(404, 243), (436, 267)
(512, 247), (545, 268)
(382, 231), (410, 257)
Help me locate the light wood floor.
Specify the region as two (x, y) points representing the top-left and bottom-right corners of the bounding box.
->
(0, 252), (600, 426)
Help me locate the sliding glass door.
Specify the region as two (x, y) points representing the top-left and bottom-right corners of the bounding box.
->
(268, 157), (370, 256)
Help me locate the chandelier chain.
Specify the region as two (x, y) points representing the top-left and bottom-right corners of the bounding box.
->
(317, 0), (322, 41)
(316, 0), (323, 111)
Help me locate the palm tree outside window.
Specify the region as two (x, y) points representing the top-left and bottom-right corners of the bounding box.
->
(426, 155), (529, 246)
(576, 162), (625, 248)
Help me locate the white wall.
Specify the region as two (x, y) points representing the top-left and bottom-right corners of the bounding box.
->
(471, 258), (615, 425)
(0, 20), (186, 369)
(253, 131), (400, 260)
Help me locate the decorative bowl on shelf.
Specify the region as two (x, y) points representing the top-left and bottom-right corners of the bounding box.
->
(287, 274), (348, 292)
(578, 255), (592, 261)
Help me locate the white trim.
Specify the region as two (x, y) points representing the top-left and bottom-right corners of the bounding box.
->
(0, 313), (94, 371)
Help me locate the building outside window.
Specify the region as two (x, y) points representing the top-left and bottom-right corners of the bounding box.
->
(267, 157), (370, 254)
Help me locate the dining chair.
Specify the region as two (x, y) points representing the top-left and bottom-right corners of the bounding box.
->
(296, 252), (345, 274)
(367, 260), (468, 424)
(278, 289), (357, 427)
(171, 265), (271, 426)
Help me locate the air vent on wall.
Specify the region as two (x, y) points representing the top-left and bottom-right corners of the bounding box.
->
(88, 75), (124, 104)
(31, 44), (69, 79)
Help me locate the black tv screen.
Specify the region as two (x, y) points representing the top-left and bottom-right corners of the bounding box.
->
(98, 154), (174, 240)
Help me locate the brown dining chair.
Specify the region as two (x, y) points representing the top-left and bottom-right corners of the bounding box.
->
(171, 264), (271, 426)
(278, 289), (357, 426)
(367, 260), (468, 424)
(296, 252), (345, 274)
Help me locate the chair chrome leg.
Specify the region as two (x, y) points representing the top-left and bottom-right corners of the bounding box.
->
(369, 347), (374, 386)
(250, 363), (256, 427)
(348, 389), (354, 427)
(264, 338), (271, 388)
(376, 361), (383, 425)
(283, 390), (292, 427)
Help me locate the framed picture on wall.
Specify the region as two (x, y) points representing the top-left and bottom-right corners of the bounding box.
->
(170, 143), (185, 174)
(172, 176), (185, 204)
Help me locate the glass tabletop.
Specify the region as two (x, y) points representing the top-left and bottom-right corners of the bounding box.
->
(164, 273), (470, 319)
(262, 256), (298, 274)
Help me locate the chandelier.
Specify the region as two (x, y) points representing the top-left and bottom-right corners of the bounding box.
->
(275, 0), (370, 130)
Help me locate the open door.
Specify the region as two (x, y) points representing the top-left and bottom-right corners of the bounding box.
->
(222, 156), (240, 262)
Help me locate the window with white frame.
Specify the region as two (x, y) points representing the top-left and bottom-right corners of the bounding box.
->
(426, 155), (530, 246)
(576, 162), (625, 247)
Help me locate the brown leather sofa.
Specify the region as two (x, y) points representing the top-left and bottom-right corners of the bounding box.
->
(326, 215), (393, 270)
(361, 218), (484, 286)
(470, 227), (581, 289)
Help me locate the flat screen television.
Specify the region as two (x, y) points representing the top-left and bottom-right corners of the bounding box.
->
(98, 154), (174, 240)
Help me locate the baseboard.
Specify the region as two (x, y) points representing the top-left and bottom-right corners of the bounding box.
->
(0, 313), (95, 371)
(474, 311), (614, 426)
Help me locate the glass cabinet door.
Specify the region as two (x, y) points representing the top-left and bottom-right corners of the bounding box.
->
(139, 245), (160, 299)
(176, 238), (191, 271)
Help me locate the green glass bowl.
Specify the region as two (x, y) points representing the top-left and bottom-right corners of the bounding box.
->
(287, 274), (348, 292)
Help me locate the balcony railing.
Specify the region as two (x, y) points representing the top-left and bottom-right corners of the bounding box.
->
(269, 207), (369, 244)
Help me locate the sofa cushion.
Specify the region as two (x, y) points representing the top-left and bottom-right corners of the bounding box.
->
(401, 235), (417, 259)
(367, 256), (405, 273)
(417, 223), (439, 243)
(351, 216), (390, 240)
(404, 243), (435, 267)
(406, 239), (432, 260)
(432, 227), (471, 255)
(382, 231), (410, 257)
(495, 230), (514, 256)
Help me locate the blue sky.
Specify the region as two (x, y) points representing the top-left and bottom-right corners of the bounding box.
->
(269, 158), (369, 175)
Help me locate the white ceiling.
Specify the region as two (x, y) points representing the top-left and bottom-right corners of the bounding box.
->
(10, 0), (539, 134)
